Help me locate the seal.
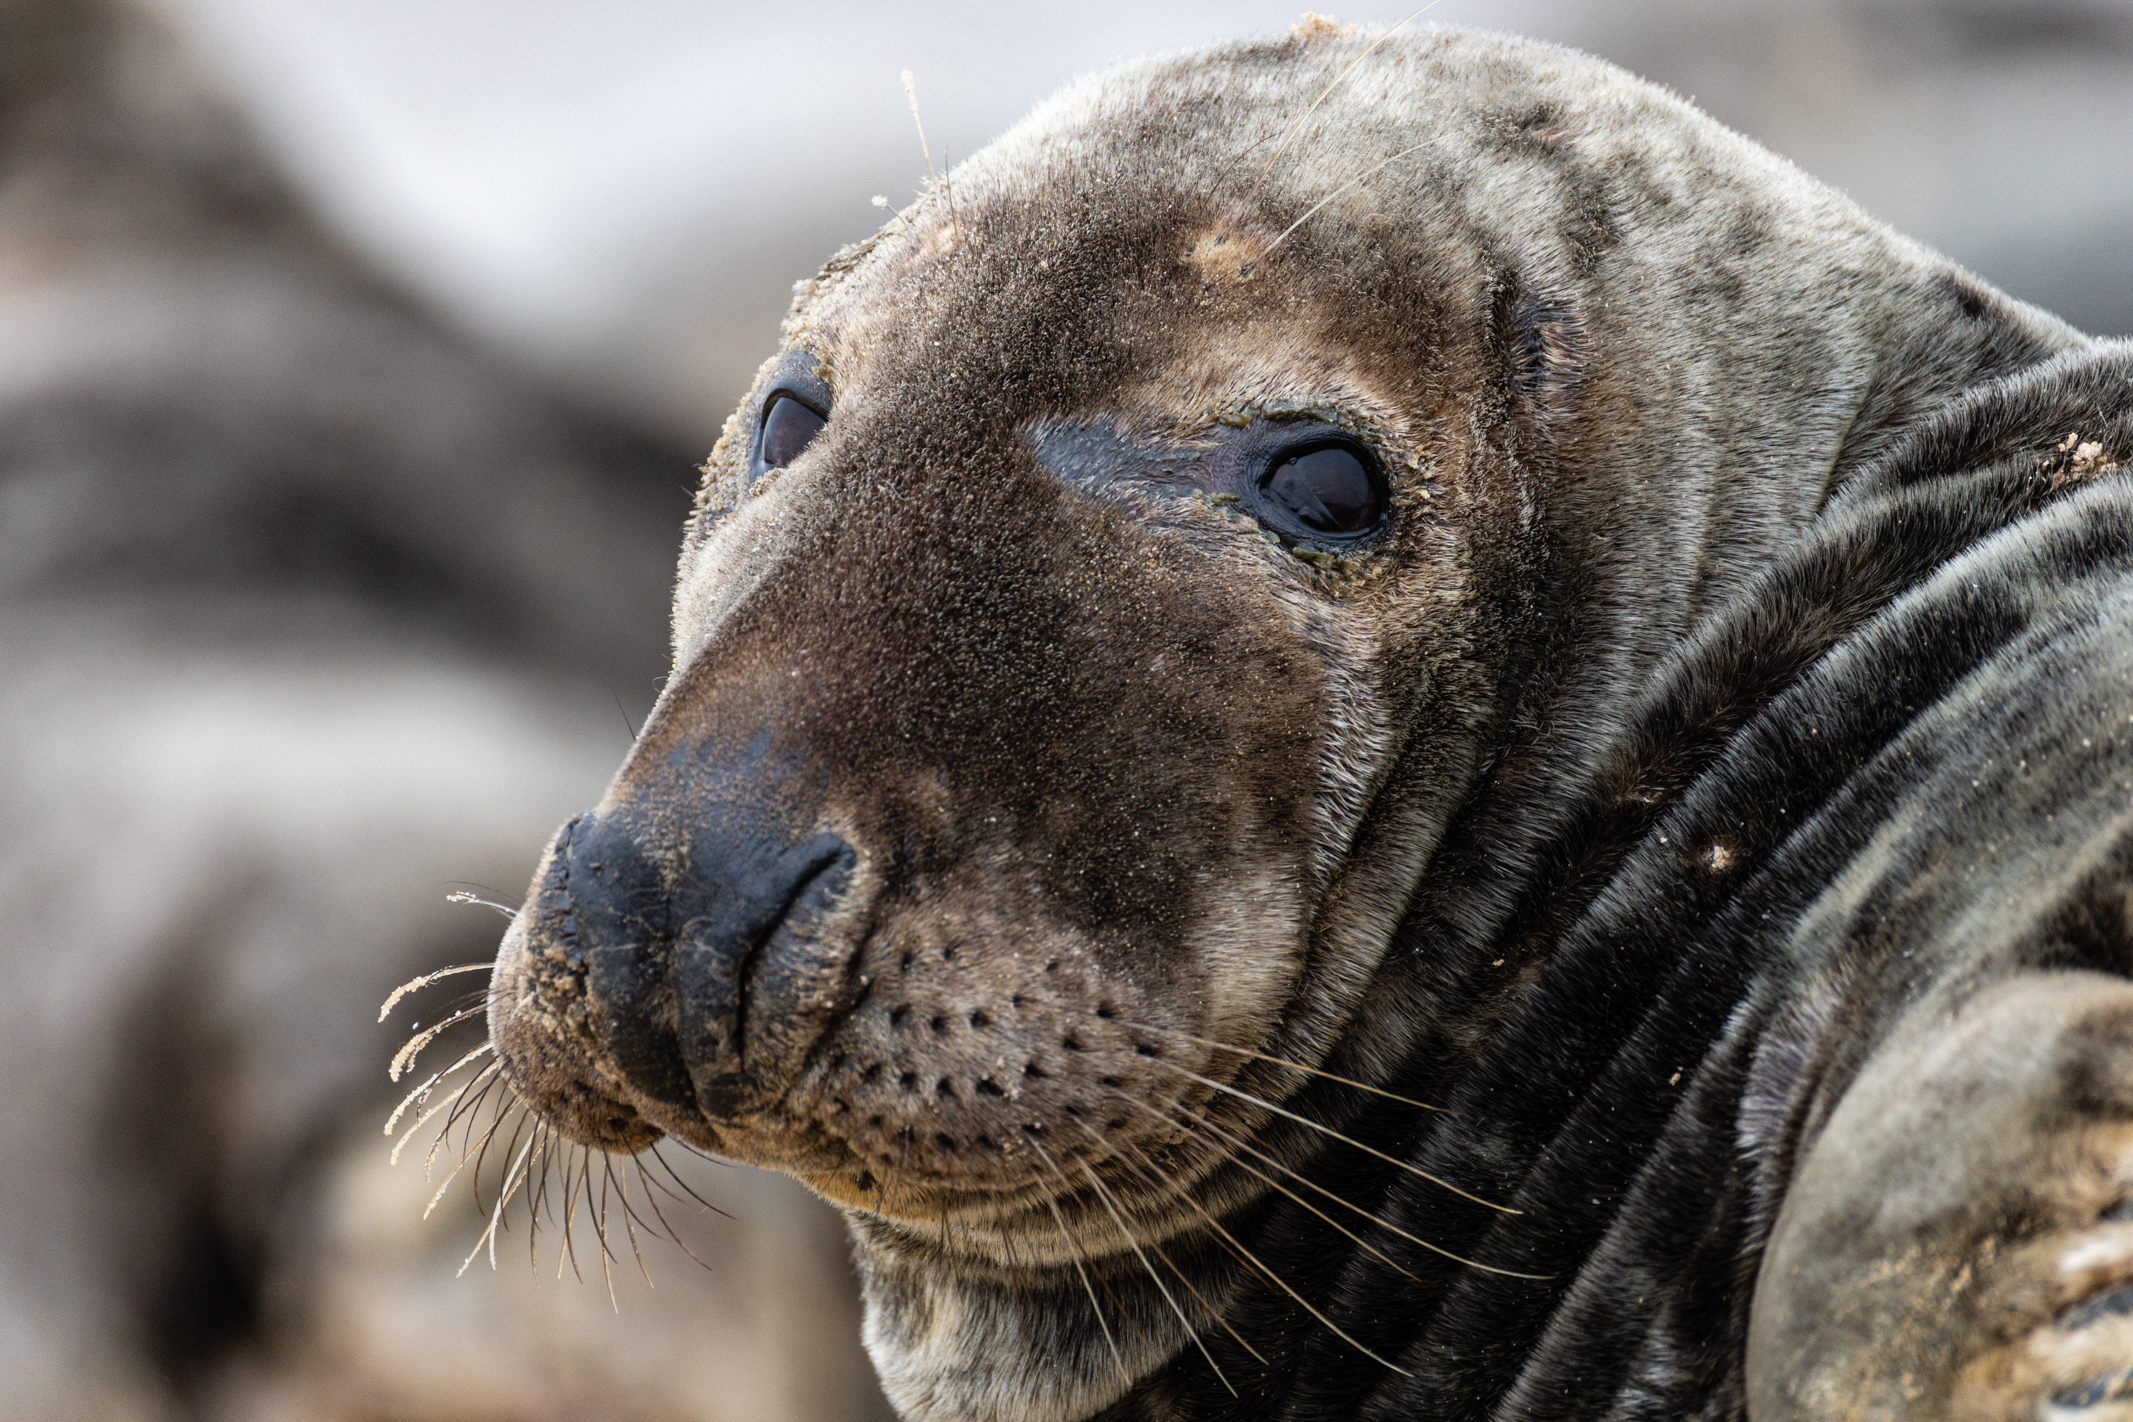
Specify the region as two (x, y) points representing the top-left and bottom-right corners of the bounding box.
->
(480, 20), (2133, 1420)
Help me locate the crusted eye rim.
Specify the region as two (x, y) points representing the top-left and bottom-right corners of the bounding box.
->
(1245, 431), (1390, 545)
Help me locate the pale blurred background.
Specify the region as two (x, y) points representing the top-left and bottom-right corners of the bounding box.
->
(0, 2), (2126, 1420)
(157, 0), (2133, 442)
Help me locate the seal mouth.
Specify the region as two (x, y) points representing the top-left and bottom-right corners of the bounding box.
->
(486, 802), (1235, 1216)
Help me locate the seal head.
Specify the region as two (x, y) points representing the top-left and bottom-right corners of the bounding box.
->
(484, 23), (2116, 1422)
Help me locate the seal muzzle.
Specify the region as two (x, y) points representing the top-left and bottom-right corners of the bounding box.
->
(496, 781), (861, 1143)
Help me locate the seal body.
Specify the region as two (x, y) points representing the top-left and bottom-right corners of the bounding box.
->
(483, 22), (2133, 1420)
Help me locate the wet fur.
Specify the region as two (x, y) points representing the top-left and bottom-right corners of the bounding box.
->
(484, 22), (2133, 1422)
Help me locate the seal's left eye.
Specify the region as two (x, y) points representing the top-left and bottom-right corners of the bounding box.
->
(1260, 440), (1384, 535)
(760, 394), (827, 469)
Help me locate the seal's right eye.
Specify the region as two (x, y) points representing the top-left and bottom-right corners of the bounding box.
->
(1256, 437), (1385, 538)
(759, 393), (827, 470)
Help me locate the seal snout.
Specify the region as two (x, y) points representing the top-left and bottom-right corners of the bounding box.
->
(489, 802), (867, 1152)
(669, 830), (859, 1119)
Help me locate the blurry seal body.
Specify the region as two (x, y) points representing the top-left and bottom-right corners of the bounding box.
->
(483, 20), (2133, 1422)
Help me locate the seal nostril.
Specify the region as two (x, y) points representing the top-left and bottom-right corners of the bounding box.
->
(969, 1010), (991, 1028)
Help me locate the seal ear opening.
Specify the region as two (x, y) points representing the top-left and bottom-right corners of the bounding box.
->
(1494, 271), (1586, 439)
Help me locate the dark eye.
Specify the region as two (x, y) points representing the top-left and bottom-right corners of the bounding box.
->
(1258, 440), (1384, 536)
(759, 393), (827, 470)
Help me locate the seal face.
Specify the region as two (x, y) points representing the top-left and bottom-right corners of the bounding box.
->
(483, 22), (2133, 1422)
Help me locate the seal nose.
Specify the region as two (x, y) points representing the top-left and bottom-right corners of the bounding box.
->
(559, 811), (859, 1125)
(671, 831), (856, 1118)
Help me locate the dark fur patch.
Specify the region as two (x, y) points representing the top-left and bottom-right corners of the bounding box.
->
(1496, 273), (1586, 428)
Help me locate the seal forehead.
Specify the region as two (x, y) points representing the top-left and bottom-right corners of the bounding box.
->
(782, 29), (1670, 455)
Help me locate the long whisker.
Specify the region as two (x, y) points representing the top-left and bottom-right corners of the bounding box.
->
(634, 1157), (716, 1270)
(421, 1084), (506, 1218)
(635, 1152), (701, 1212)
(608, 1157), (655, 1288)
(647, 1144), (735, 1221)
(1128, 1088), (1546, 1281)
(428, 1063), (509, 1177)
(445, 889), (519, 920)
(1025, 1136), (1131, 1385)
(472, 1101), (532, 1217)
(388, 1002), (489, 1081)
(585, 1149), (623, 1271)
(901, 69), (962, 243)
(1064, 1008), (1446, 1114)
(392, 1056), (500, 1166)
(387, 1041), (494, 1140)
(436, 986), (495, 1017)
(1153, 1060), (1516, 1213)
(527, 1124), (557, 1270)
(1075, 1155), (1236, 1396)
(461, 1123), (540, 1276)
(416, 1069), (509, 1206)
(1252, 142), (1429, 268)
(1200, 126), (1283, 209)
(1105, 1136), (1271, 1366)
(1125, 1091), (1422, 1283)
(596, 1158), (620, 1311)
(557, 1145), (588, 1284)
(380, 961), (493, 1022)
(1241, 1), (1444, 207)
(1105, 1126), (1413, 1377)
(530, 1123), (561, 1231)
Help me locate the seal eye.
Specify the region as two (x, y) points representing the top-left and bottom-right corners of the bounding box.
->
(1258, 440), (1384, 536)
(759, 393), (827, 470)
